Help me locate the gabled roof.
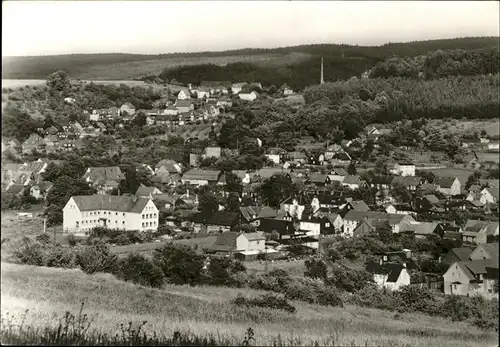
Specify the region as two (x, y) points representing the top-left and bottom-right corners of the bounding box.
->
(348, 200), (370, 212)
(194, 211), (240, 227)
(155, 159), (182, 173)
(258, 218), (295, 234)
(175, 99), (194, 107)
(391, 176), (422, 187)
(255, 168), (290, 180)
(32, 181), (53, 193)
(308, 173), (328, 184)
(483, 187), (499, 200)
(465, 220), (499, 236)
(82, 166), (124, 183)
(344, 210), (409, 225)
(20, 161), (46, 174)
(135, 186), (161, 197)
(479, 179), (500, 188)
(450, 247), (474, 262)
(365, 261), (405, 283)
(330, 168), (348, 176)
(342, 175), (363, 185)
(423, 194), (439, 204)
(70, 195), (150, 213)
(435, 176), (459, 189)
(182, 169), (221, 182)
(461, 260), (493, 276)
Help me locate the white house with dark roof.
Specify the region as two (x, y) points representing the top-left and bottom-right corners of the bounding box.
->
(181, 169), (221, 186)
(435, 176), (461, 196)
(343, 210), (415, 237)
(82, 166), (125, 194)
(365, 260), (411, 291)
(63, 194), (159, 235)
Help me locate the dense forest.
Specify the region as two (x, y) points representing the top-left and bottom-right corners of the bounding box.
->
(3, 37), (498, 81)
(370, 47), (500, 79)
(159, 44), (500, 91)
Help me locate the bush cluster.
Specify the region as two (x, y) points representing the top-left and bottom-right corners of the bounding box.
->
(233, 294), (296, 313)
(347, 284), (499, 331)
(241, 269), (344, 308)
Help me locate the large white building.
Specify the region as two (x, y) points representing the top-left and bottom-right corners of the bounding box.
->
(63, 194), (159, 235)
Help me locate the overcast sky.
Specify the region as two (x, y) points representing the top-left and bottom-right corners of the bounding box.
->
(2, 1), (499, 57)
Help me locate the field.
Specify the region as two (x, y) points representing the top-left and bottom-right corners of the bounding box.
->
(1, 263), (497, 347)
(2, 52), (311, 81)
(0, 210), (69, 260)
(111, 236), (217, 255)
(2, 78), (179, 92)
(428, 119), (500, 138)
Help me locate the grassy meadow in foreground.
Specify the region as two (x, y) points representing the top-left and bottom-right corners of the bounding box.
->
(1, 263), (497, 347)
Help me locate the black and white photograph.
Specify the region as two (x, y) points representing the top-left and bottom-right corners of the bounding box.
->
(1, 1), (499, 346)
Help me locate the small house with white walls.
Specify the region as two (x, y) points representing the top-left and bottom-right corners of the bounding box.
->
(365, 260), (411, 291)
(238, 91), (258, 101)
(177, 90), (189, 100)
(63, 194), (159, 235)
(390, 162), (415, 177)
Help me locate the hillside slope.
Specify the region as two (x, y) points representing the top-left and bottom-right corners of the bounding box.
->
(1, 262), (496, 347)
(2, 37), (498, 80)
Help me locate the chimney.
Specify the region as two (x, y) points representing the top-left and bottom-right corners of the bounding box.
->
(379, 258), (383, 265)
(402, 262), (407, 268)
(186, 189), (189, 198)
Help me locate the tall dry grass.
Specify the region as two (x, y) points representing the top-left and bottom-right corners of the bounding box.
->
(1, 263), (496, 347)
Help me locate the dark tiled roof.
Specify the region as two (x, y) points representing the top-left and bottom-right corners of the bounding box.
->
(82, 167), (124, 183)
(71, 195), (150, 213)
(365, 261), (405, 283)
(344, 210), (408, 224)
(182, 169), (221, 182)
(391, 176), (422, 187)
(435, 176), (458, 189)
(348, 200), (370, 211)
(450, 248), (473, 261)
(135, 186), (160, 197)
(258, 218), (295, 234)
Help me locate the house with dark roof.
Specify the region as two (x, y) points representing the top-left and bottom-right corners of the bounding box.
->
(135, 185), (163, 198)
(441, 247), (475, 265)
(391, 176), (422, 191)
(182, 169), (221, 186)
(63, 194), (158, 235)
(340, 200), (371, 217)
(82, 166), (125, 194)
(480, 187), (499, 204)
(257, 218), (296, 236)
(462, 220), (499, 245)
(307, 173), (330, 187)
(175, 99), (195, 113)
(192, 211), (240, 233)
(154, 159), (182, 175)
(203, 231), (267, 259)
(365, 260), (411, 291)
(435, 176), (461, 196)
(341, 175), (366, 190)
(343, 210), (415, 237)
(240, 206), (278, 225)
(443, 243), (499, 298)
(29, 181), (53, 200)
(400, 222), (439, 239)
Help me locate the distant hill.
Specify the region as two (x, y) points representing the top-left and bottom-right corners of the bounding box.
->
(2, 37), (498, 81)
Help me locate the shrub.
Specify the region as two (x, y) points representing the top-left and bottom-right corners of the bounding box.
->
(67, 234), (78, 247)
(328, 266), (373, 293)
(304, 257), (328, 280)
(396, 286), (440, 316)
(153, 243), (205, 285)
(45, 245), (76, 269)
(233, 294), (296, 313)
(75, 241), (118, 275)
(117, 253), (164, 288)
(206, 256), (246, 286)
(12, 237), (47, 266)
(35, 233), (52, 245)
